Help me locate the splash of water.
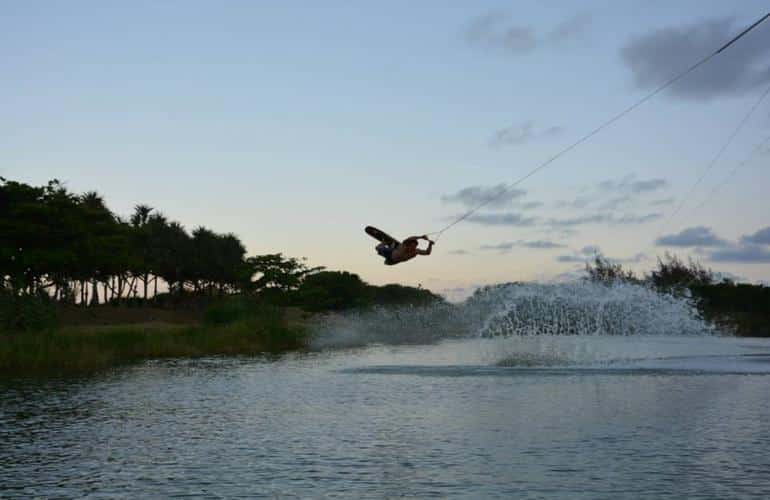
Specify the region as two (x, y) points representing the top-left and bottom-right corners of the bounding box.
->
(469, 281), (710, 338)
(310, 281), (714, 349)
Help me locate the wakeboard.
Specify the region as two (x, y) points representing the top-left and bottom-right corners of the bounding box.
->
(365, 226), (400, 246)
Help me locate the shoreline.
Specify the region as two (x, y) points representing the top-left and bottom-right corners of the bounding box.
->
(0, 312), (310, 377)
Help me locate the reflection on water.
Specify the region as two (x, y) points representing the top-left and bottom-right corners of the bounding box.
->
(2, 336), (770, 499)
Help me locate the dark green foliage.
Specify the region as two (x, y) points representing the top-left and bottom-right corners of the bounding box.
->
(691, 282), (770, 337)
(0, 293), (58, 332)
(204, 296), (271, 325)
(648, 253), (715, 292)
(203, 297), (306, 351)
(295, 271), (444, 312)
(0, 318), (308, 376)
(296, 271), (369, 311)
(585, 256), (638, 285)
(0, 178), (316, 312)
(244, 253), (323, 294)
(367, 283), (443, 307)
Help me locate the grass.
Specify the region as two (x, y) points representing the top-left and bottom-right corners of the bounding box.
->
(0, 314), (309, 377)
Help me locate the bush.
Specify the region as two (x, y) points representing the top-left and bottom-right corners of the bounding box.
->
(649, 253), (715, 292)
(0, 292), (58, 332)
(203, 295), (265, 325)
(367, 283), (444, 307)
(584, 256), (638, 284)
(295, 271), (368, 312)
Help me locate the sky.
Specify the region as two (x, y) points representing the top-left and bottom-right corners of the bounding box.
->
(2, 0), (770, 300)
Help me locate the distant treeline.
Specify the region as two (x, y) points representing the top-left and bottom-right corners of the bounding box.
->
(585, 254), (770, 337)
(0, 177), (441, 330)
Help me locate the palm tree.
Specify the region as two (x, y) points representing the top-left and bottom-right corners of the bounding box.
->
(130, 204), (153, 227)
(130, 204), (154, 302)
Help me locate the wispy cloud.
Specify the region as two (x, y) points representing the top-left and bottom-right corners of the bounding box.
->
(649, 197), (675, 207)
(489, 121), (564, 149)
(557, 245), (646, 264)
(521, 201), (544, 210)
(598, 175), (667, 194)
(558, 174), (668, 210)
(441, 184), (527, 209)
(597, 195), (632, 211)
(547, 212), (661, 228)
(548, 214), (608, 228)
(557, 245), (602, 263)
(480, 240), (566, 253)
(520, 240), (567, 249)
(621, 17), (770, 100)
(655, 226), (729, 247)
(466, 12), (591, 55)
(465, 212), (537, 227)
(615, 213), (662, 225)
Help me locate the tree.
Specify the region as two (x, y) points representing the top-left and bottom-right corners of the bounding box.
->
(584, 255), (637, 285)
(153, 221), (193, 295)
(243, 253), (322, 294)
(648, 253), (715, 292)
(129, 204), (156, 301)
(296, 271), (368, 311)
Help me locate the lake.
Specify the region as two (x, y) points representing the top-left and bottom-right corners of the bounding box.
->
(2, 335), (769, 499)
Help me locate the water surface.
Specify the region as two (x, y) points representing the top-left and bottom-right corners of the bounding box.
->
(2, 335), (770, 499)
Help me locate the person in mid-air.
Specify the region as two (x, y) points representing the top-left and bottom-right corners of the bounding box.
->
(376, 235), (434, 266)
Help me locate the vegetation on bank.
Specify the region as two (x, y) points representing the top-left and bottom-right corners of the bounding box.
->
(0, 307), (306, 377)
(585, 253), (770, 337)
(0, 177), (444, 375)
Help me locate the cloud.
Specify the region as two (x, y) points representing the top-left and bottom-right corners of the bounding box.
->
(489, 121), (564, 148)
(650, 197), (675, 207)
(629, 179), (667, 194)
(709, 244), (770, 263)
(480, 242), (517, 252)
(465, 212), (537, 227)
(598, 175), (667, 194)
(615, 213), (662, 225)
(558, 174), (668, 210)
(620, 252), (648, 264)
(449, 249), (471, 255)
(557, 195), (594, 210)
(549, 214), (608, 227)
(741, 226), (770, 245)
(557, 245), (646, 264)
(655, 226), (729, 247)
(580, 245), (602, 255)
(465, 12), (536, 53)
(441, 184), (527, 209)
(547, 212), (661, 228)
(521, 240), (567, 249)
(466, 12), (591, 55)
(556, 245), (602, 263)
(621, 17), (770, 100)
(521, 201), (544, 210)
(598, 195), (632, 211)
(480, 240), (566, 253)
(557, 255), (588, 263)
(549, 13), (592, 43)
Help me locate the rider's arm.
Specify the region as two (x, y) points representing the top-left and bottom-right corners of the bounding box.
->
(417, 240), (434, 255)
